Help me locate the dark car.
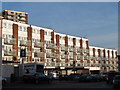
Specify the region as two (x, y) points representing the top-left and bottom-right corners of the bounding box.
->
(90, 74), (103, 82)
(113, 75), (120, 88)
(106, 71), (120, 84)
(78, 74), (93, 82)
(68, 73), (81, 80)
(23, 72), (51, 84)
(59, 75), (70, 81)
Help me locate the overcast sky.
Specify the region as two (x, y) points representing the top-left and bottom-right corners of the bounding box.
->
(2, 2), (118, 49)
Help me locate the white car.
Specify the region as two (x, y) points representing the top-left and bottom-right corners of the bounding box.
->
(52, 73), (59, 79)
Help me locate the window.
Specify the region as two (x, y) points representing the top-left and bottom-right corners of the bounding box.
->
(44, 31), (47, 35)
(8, 24), (12, 29)
(48, 32), (51, 36)
(3, 23), (7, 28)
(18, 26), (22, 31)
(37, 29), (40, 34)
(32, 29), (36, 33)
(77, 39), (80, 44)
(24, 27), (27, 32)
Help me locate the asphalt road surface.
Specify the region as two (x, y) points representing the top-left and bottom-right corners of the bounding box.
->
(2, 80), (117, 90)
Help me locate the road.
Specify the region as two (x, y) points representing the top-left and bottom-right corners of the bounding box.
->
(2, 80), (117, 90)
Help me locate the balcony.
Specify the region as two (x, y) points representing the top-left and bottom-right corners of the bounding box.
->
(51, 62), (56, 66)
(20, 13), (26, 17)
(55, 54), (60, 59)
(90, 57), (95, 60)
(51, 53), (57, 58)
(61, 54), (66, 59)
(46, 43), (52, 49)
(101, 57), (107, 60)
(7, 16), (14, 20)
(46, 53), (57, 58)
(84, 56), (89, 60)
(61, 46), (66, 51)
(34, 42), (44, 48)
(102, 64), (107, 67)
(20, 17), (26, 21)
(60, 63), (66, 67)
(83, 63), (87, 67)
(4, 38), (16, 45)
(45, 63), (51, 66)
(20, 40), (27, 46)
(69, 47), (74, 52)
(26, 40), (31, 46)
(87, 63), (91, 67)
(69, 55), (73, 59)
(56, 63), (60, 67)
(96, 57), (101, 60)
(26, 51), (31, 56)
(54, 45), (59, 50)
(77, 55), (81, 60)
(34, 52), (44, 58)
(76, 48), (82, 53)
(20, 40), (31, 46)
(4, 49), (16, 56)
(8, 12), (14, 16)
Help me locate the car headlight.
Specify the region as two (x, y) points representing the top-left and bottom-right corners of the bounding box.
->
(113, 80), (114, 84)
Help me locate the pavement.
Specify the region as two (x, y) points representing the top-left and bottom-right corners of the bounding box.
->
(2, 80), (118, 90)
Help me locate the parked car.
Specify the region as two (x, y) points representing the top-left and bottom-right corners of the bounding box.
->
(59, 75), (70, 81)
(113, 75), (120, 88)
(90, 74), (103, 82)
(52, 73), (59, 79)
(68, 73), (81, 80)
(23, 72), (51, 84)
(100, 74), (107, 81)
(78, 74), (93, 82)
(106, 71), (120, 84)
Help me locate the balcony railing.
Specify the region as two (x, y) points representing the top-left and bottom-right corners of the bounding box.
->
(34, 42), (44, 47)
(61, 54), (66, 59)
(26, 51), (31, 56)
(69, 55), (73, 59)
(20, 40), (27, 46)
(90, 57), (96, 60)
(46, 52), (59, 58)
(56, 63), (60, 67)
(20, 14), (26, 17)
(20, 17), (26, 21)
(7, 16), (14, 20)
(8, 12), (14, 16)
(26, 40), (31, 46)
(82, 48), (89, 53)
(4, 49), (16, 56)
(84, 56), (89, 60)
(46, 43), (56, 49)
(76, 48), (82, 53)
(69, 47), (74, 52)
(61, 46), (66, 51)
(60, 63), (66, 67)
(101, 57), (107, 60)
(20, 40), (31, 46)
(77, 55), (81, 60)
(4, 38), (16, 45)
